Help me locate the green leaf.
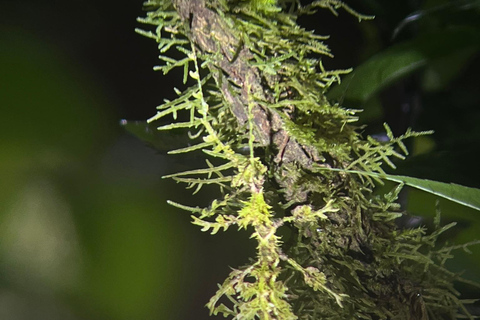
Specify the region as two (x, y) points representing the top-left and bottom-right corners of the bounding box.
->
(120, 119), (193, 154)
(406, 188), (480, 223)
(327, 27), (480, 105)
(383, 174), (480, 212)
(316, 166), (480, 212)
(392, 0), (480, 40)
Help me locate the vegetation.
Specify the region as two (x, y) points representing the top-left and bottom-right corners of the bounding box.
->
(134, 0), (480, 319)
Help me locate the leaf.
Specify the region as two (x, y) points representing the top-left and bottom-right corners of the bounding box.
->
(316, 166), (480, 212)
(406, 188), (480, 223)
(120, 119), (193, 153)
(327, 27), (480, 105)
(392, 0), (480, 40)
(189, 70), (199, 80)
(383, 174), (480, 212)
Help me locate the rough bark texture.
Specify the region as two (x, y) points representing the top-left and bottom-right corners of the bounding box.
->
(175, 1), (308, 152)
(173, 0), (318, 203)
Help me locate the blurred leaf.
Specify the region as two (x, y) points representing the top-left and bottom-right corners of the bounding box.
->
(422, 47), (478, 92)
(120, 119), (210, 170)
(121, 119), (249, 168)
(445, 222), (480, 282)
(120, 120), (189, 153)
(411, 135), (436, 156)
(327, 27), (480, 106)
(392, 0), (480, 40)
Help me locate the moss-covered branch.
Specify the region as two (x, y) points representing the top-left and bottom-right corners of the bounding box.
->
(136, 0), (477, 319)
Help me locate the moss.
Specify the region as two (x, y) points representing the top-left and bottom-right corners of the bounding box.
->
(137, 0), (476, 319)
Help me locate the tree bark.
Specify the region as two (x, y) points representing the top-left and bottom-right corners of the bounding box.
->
(172, 0), (321, 202)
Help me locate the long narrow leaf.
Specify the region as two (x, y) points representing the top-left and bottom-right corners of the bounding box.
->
(315, 166), (480, 211)
(383, 174), (480, 212)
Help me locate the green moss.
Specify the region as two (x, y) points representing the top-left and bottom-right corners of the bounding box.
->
(136, 0), (476, 319)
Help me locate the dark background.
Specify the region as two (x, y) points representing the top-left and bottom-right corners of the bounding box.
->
(1, 0), (479, 319)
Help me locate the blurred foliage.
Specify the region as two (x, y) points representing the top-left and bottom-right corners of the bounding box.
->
(0, 24), (191, 320)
